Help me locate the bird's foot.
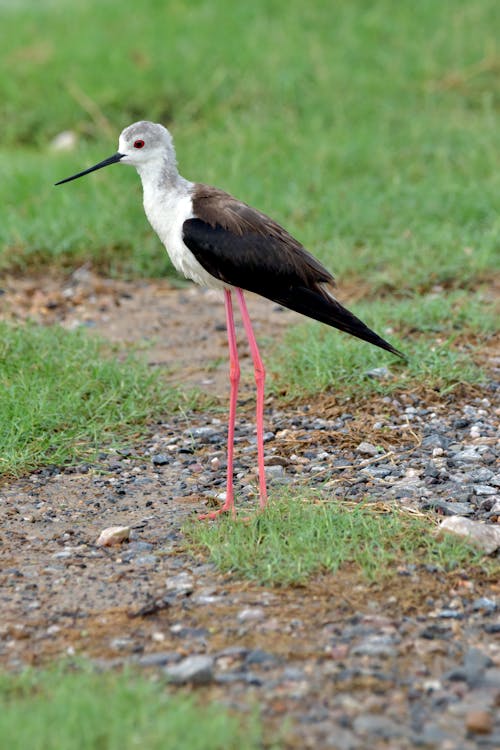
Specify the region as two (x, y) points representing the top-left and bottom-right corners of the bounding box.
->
(198, 505), (236, 521)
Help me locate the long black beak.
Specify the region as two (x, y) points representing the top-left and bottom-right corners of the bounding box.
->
(55, 152), (124, 185)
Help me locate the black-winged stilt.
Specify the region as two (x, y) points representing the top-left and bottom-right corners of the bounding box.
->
(56, 121), (403, 518)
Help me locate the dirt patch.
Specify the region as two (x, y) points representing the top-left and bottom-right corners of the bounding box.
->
(1, 272), (499, 748)
(0, 268), (300, 392)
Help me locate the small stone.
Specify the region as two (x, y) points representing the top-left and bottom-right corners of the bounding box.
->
(265, 465), (285, 477)
(151, 453), (169, 466)
(237, 607), (265, 622)
(133, 555), (157, 566)
(364, 366), (390, 380)
(165, 572), (193, 594)
(165, 654), (214, 685)
(351, 635), (397, 658)
(463, 647), (493, 686)
(190, 426), (217, 442)
(465, 709), (493, 734)
(438, 516), (500, 554)
(355, 442), (380, 456)
(471, 597), (497, 613)
(451, 448), (481, 464)
(137, 652), (181, 667)
(245, 649), (279, 667)
(353, 714), (403, 739)
(264, 455), (288, 467)
(96, 526), (130, 547)
(474, 484), (498, 496)
(430, 500), (474, 516)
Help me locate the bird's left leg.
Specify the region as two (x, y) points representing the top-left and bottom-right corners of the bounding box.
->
(235, 288), (268, 510)
(199, 288), (239, 520)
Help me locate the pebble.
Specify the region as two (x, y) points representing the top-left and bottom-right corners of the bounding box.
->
(355, 442), (380, 456)
(438, 516), (500, 554)
(151, 454), (169, 466)
(237, 607), (266, 622)
(364, 366), (390, 380)
(245, 649), (280, 667)
(95, 526), (130, 546)
(471, 597), (497, 613)
(352, 714), (404, 739)
(351, 635), (397, 658)
(474, 484), (498, 496)
(164, 654), (214, 685)
(465, 709), (493, 734)
(137, 652), (181, 668)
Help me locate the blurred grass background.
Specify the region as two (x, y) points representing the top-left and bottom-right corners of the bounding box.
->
(1, 0), (498, 286)
(0, 0), (498, 459)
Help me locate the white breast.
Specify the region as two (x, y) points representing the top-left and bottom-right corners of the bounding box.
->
(142, 183), (227, 291)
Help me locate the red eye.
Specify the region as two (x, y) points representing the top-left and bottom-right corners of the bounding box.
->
(134, 139), (145, 149)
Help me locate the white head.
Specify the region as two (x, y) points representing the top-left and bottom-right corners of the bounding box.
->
(55, 120), (179, 186)
(118, 121), (176, 171)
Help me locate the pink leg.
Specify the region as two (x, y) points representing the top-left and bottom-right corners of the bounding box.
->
(199, 289), (239, 519)
(236, 288), (268, 509)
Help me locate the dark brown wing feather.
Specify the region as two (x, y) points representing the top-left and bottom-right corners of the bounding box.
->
(185, 184), (403, 357)
(190, 184), (334, 290)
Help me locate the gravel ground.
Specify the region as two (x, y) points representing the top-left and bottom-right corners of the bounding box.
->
(0, 273), (499, 749)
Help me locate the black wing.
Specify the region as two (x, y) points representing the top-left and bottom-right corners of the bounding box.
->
(183, 208), (403, 358)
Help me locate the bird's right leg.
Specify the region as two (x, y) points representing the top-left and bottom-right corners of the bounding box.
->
(199, 288), (239, 520)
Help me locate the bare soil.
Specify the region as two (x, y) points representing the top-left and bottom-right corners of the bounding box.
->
(0, 271), (499, 749)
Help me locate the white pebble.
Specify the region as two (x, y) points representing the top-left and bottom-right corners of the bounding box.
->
(96, 526), (131, 547)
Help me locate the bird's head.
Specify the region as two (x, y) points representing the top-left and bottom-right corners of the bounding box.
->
(55, 121), (176, 185)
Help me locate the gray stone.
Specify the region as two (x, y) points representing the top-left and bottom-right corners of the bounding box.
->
(438, 516), (500, 554)
(364, 366), (390, 380)
(451, 448), (482, 464)
(245, 649), (279, 667)
(474, 484), (498, 496)
(355, 442), (380, 456)
(472, 597), (497, 613)
(411, 724), (453, 746)
(189, 426), (218, 442)
(151, 453), (169, 466)
(133, 555), (158, 566)
(463, 648), (493, 686)
(265, 464), (285, 477)
(237, 607), (265, 622)
(353, 714), (404, 738)
(137, 652), (181, 667)
(422, 433), (449, 449)
(362, 465), (393, 479)
(351, 636), (397, 658)
(165, 572), (193, 594)
(429, 500), (474, 516)
(165, 654), (214, 685)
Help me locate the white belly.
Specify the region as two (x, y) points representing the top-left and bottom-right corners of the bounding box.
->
(143, 186), (227, 291)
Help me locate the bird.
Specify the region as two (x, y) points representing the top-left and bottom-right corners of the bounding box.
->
(56, 121), (403, 519)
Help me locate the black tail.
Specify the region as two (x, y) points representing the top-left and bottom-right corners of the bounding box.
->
(271, 286), (404, 358)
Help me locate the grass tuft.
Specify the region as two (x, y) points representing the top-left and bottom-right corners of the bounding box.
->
(0, 321), (191, 477)
(0, 663), (262, 750)
(185, 496), (489, 586)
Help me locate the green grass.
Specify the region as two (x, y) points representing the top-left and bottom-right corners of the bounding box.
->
(0, 321), (189, 477)
(186, 497), (490, 586)
(0, 0), (498, 288)
(0, 664), (262, 750)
